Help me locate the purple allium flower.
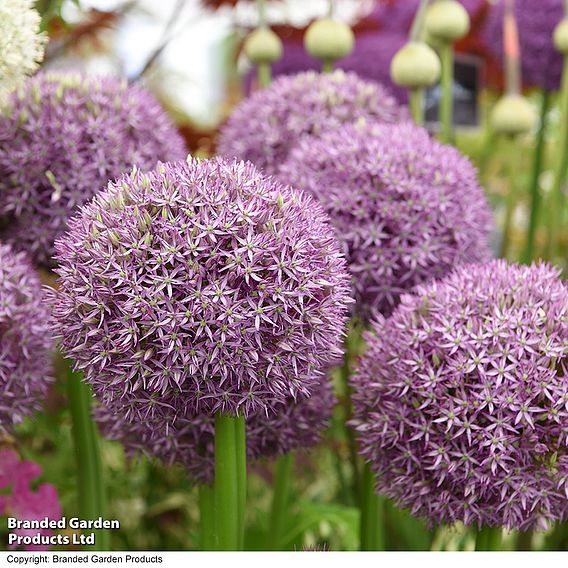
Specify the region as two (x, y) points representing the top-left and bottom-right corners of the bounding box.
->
(51, 157), (351, 421)
(245, 33), (408, 103)
(0, 73), (187, 267)
(484, 0), (564, 91)
(351, 260), (568, 531)
(95, 376), (335, 484)
(0, 448), (62, 551)
(218, 70), (408, 176)
(0, 243), (53, 432)
(278, 121), (493, 320)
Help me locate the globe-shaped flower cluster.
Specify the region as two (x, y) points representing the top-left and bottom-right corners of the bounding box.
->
(351, 260), (568, 531)
(0, 0), (46, 104)
(279, 121), (493, 320)
(484, 0), (564, 91)
(96, 377), (335, 484)
(0, 243), (53, 432)
(51, 157), (351, 422)
(0, 73), (187, 267)
(218, 70), (408, 176)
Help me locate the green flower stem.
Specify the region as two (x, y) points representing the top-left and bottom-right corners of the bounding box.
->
(439, 41), (454, 144)
(547, 57), (568, 262)
(199, 484), (215, 550)
(257, 63), (271, 88)
(410, 89), (424, 125)
(322, 60), (334, 73)
(360, 462), (385, 551)
(475, 526), (502, 551)
(515, 529), (533, 551)
(234, 414), (247, 549)
(213, 414), (242, 550)
(522, 89), (550, 264)
(67, 365), (109, 551)
(268, 453), (293, 550)
(500, 135), (520, 258)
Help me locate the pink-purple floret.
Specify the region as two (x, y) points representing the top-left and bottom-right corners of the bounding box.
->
(351, 260), (568, 530)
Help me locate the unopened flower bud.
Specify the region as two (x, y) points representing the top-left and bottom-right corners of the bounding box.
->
(491, 94), (536, 136)
(390, 41), (441, 88)
(243, 27), (283, 65)
(554, 18), (568, 55)
(304, 18), (354, 64)
(424, 0), (470, 43)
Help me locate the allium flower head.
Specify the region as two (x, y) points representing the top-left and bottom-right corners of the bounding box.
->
(484, 0), (564, 91)
(51, 157), (351, 420)
(96, 377), (335, 484)
(0, 0), (46, 104)
(279, 121), (493, 320)
(0, 243), (53, 432)
(0, 449), (62, 551)
(351, 260), (568, 531)
(0, 72), (187, 267)
(219, 70), (408, 176)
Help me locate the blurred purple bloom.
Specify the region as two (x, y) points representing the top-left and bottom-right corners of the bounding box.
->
(0, 73), (186, 267)
(96, 376), (336, 485)
(51, 157), (351, 421)
(0, 449), (62, 551)
(279, 121), (493, 320)
(0, 243), (53, 432)
(351, 260), (568, 530)
(484, 0), (565, 91)
(219, 70), (408, 176)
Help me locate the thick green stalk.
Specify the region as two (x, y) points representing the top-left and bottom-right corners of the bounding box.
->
(213, 414), (241, 550)
(548, 58), (568, 261)
(360, 462), (385, 551)
(322, 60), (334, 73)
(257, 63), (271, 88)
(268, 453), (293, 550)
(475, 526), (502, 551)
(410, 89), (424, 125)
(234, 415), (247, 549)
(67, 366), (109, 551)
(199, 484), (215, 550)
(515, 529), (533, 551)
(439, 42), (453, 144)
(500, 135), (520, 258)
(522, 90), (550, 264)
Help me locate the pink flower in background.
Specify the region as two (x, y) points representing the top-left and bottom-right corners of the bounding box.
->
(0, 449), (61, 551)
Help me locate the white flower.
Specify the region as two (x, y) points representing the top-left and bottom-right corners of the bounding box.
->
(0, 0), (46, 103)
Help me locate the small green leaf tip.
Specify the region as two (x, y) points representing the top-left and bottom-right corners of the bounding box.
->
(304, 18), (354, 64)
(244, 27), (283, 65)
(424, 0), (470, 43)
(390, 41), (441, 88)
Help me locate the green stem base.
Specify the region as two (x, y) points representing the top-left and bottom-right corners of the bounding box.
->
(268, 453), (293, 550)
(360, 462), (385, 551)
(67, 364), (109, 551)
